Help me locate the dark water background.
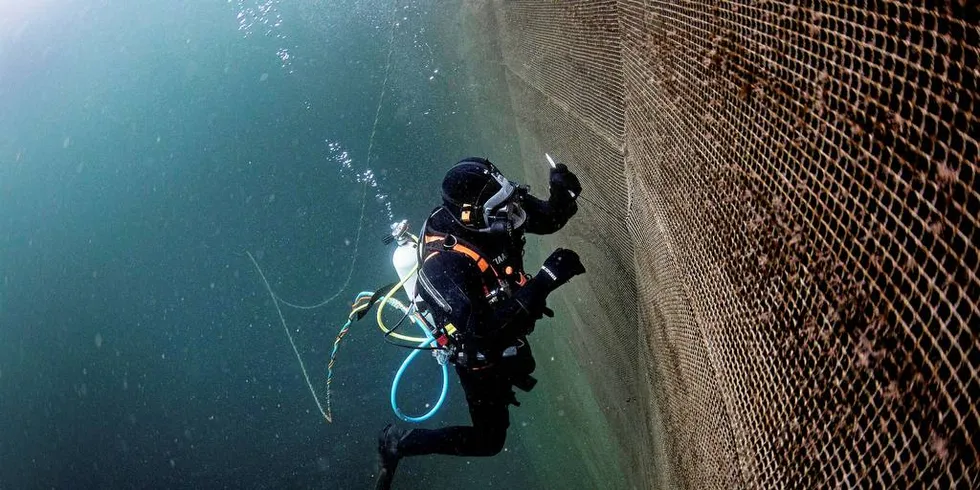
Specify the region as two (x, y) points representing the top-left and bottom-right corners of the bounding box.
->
(1, 1), (536, 488)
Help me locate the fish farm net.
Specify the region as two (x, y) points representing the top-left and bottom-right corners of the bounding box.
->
(476, 1), (979, 488)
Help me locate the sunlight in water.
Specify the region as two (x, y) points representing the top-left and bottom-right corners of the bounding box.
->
(0, 0), (52, 35)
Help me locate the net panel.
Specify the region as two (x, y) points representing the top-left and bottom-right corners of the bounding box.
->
(502, 64), (653, 486)
(490, 0), (980, 488)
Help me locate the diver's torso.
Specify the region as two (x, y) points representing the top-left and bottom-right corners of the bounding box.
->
(427, 206), (528, 290)
(418, 207), (538, 385)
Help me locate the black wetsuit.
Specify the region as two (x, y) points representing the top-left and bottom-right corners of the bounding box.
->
(398, 193), (575, 458)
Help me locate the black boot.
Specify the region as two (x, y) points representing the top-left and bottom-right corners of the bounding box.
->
(375, 424), (409, 490)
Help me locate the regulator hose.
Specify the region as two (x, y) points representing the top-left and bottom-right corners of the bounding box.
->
(326, 291), (449, 424)
(385, 298), (449, 423)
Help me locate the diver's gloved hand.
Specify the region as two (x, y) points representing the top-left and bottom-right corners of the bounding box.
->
(536, 248), (586, 292)
(512, 249), (584, 324)
(550, 163), (582, 199)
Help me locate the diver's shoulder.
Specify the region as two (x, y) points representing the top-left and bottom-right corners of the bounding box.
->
(421, 247), (476, 270)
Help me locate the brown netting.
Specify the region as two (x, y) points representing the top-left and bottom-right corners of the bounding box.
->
(485, 1), (980, 488)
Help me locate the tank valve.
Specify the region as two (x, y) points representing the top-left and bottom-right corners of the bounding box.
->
(384, 219), (411, 245)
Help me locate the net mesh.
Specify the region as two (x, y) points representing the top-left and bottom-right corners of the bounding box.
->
(487, 1), (980, 487)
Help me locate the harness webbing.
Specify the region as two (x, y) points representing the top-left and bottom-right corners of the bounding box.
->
(424, 234), (492, 273)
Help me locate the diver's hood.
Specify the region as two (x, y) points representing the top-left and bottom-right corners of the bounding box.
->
(441, 157), (528, 234)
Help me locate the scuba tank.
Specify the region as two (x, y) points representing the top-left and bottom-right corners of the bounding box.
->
(389, 219), (422, 304)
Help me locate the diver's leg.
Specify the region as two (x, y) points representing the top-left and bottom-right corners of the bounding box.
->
(375, 403), (508, 490)
(397, 402), (509, 457)
(375, 424), (403, 490)
(396, 367), (511, 457)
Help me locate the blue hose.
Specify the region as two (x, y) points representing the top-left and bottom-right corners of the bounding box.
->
(388, 301), (450, 423)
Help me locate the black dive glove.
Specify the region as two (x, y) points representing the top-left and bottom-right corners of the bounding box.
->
(550, 163), (582, 199)
(536, 248), (586, 292)
(513, 249), (584, 324)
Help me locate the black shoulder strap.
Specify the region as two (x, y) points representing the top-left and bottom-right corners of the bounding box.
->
(353, 282), (398, 321)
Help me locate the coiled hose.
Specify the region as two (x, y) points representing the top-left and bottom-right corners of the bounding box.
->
(325, 291), (449, 423)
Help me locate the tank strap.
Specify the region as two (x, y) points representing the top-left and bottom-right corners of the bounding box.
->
(424, 234), (493, 274)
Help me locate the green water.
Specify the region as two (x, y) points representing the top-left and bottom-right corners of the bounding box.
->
(0, 1), (624, 488)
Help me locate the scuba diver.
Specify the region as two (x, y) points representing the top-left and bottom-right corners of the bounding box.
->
(375, 156), (586, 489)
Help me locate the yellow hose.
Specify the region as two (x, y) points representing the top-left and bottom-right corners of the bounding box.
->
(376, 234), (428, 343)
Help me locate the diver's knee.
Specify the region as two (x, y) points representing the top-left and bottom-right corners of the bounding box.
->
(481, 426), (507, 456)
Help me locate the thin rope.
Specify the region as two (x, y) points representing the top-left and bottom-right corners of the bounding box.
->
(275, 8), (399, 310)
(246, 251), (329, 422)
(243, 3), (401, 424)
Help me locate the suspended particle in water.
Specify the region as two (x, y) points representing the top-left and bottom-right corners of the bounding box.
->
(63, 137), (71, 148)
(259, 73), (269, 82)
(95, 333), (103, 349)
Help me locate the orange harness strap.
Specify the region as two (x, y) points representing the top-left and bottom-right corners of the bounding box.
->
(424, 235), (491, 273)
(423, 233), (531, 289)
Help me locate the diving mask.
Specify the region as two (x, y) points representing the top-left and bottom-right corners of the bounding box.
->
(482, 169), (528, 234)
